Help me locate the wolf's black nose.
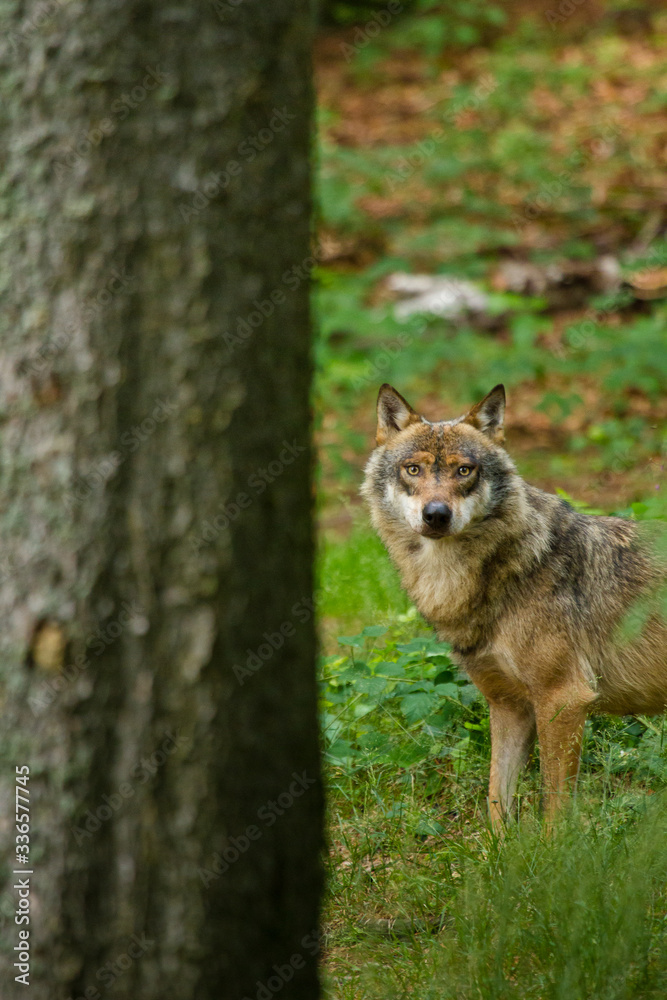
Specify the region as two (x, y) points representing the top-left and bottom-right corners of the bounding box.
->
(422, 501), (451, 531)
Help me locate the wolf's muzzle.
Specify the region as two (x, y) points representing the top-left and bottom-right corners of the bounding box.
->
(422, 501), (451, 536)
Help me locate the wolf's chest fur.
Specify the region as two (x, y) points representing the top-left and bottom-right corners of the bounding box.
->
(390, 530), (549, 698)
(392, 534), (493, 639)
(384, 522), (533, 668)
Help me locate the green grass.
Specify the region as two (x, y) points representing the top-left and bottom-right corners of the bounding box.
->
(318, 534), (667, 997)
(318, 523), (409, 632)
(323, 800), (667, 999)
(318, 522), (667, 997)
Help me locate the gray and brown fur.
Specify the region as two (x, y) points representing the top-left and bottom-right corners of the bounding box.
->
(362, 383), (667, 828)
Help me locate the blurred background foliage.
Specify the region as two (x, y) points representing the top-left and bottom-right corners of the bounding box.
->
(314, 3), (667, 996)
(313, 0), (667, 523)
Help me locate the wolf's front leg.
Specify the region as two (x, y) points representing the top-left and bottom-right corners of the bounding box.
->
(535, 684), (597, 826)
(487, 701), (536, 831)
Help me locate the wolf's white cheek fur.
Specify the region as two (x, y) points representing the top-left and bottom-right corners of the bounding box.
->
(450, 480), (491, 534)
(386, 482), (423, 532)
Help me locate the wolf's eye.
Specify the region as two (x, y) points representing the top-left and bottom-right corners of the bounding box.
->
(458, 465), (473, 477)
(406, 465), (420, 476)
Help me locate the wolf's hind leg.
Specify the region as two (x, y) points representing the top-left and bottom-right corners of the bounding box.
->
(487, 701), (536, 832)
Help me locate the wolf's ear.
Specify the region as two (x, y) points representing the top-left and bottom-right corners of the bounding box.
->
(376, 384), (420, 445)
(464, 384), (505, 443)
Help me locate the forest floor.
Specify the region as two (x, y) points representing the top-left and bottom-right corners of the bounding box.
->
(314, 5), (667, 998)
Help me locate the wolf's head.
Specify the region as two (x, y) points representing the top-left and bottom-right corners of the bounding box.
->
(362, 384), (517, 540)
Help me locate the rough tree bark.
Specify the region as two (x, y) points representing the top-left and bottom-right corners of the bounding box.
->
(0, 2), (321, 998)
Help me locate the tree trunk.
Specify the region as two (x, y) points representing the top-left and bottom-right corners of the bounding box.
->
(0, 2), (321, 998)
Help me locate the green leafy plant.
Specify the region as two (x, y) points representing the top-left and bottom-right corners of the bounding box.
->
(321, 626), (485, 773)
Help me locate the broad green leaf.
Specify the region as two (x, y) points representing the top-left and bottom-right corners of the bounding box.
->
(326, 739), (357, 760)
(354, 676), (388, 697)
(400, 691), (440, 724)
(434, 682), (460, 700)
(459, 684), (482, 706)
(373, 661), (406, 677)
(396, 639), (432, 653)
(353, 702), (375, 719)
(413, 818), (445, 837)
(357, 732), (390, 751)
(387, 737), (432, 767)
(337, 634), (364, 648)
(434, 668), (457, 685)
(321, 712), (345, 745)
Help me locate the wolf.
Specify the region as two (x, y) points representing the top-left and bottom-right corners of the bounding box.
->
(362, 383), (667, 828)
